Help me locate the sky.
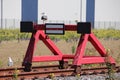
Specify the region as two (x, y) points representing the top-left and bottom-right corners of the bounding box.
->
(0, 0), (120, 22)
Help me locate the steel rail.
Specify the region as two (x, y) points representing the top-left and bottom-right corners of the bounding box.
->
(0, 65), (120, 80)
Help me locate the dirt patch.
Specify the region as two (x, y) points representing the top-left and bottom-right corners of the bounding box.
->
(0, 39), (120, 68)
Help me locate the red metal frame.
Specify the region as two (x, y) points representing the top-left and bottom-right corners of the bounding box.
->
(22, 30), (63, 66)
(73, 33), (115, 65)
(22, 24), (115, 67)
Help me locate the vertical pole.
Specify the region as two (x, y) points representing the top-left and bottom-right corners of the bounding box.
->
(80, 0), (82, 22)
(1, 0), (3, 29)
(22, 0), (38, 23)
(86, 0), (95, 28)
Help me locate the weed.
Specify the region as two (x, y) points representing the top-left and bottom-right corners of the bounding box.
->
(0, 60), (3, 68)
(71, 45), (75, 54)
(48, 73), (55, 80)
(76, 73), (81, 80)
(105, 49), (116, 80)
(12, 68), (20, 80)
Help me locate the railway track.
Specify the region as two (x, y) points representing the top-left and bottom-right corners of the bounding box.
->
(0, 65), (120, 80)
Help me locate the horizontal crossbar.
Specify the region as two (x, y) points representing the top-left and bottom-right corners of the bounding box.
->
(32, 55), (62, 62)
(75, 56), (115, 65)
(34, 24), (77, 31)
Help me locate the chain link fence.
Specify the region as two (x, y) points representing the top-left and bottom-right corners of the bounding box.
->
(0, 19), (120, 30)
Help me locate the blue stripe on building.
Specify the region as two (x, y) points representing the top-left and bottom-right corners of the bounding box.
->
(86, 0), (95, 28)
(22, 0), (38, 23)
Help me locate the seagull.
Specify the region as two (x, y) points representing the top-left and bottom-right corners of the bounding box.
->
(41, 12), (48, 24)
(8, 57), (13, 67)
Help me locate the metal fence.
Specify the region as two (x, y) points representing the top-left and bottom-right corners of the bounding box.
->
(0, 19), (20, 29)
(0, 19), (120, 30)
(95, 21), (120, 30)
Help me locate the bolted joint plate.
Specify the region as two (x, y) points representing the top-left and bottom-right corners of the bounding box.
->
(20, 21), (34, 32)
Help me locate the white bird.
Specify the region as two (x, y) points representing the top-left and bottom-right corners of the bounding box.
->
(8, 57), (13, 67)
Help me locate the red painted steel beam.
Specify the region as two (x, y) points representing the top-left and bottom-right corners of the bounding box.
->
(73, 34), (89, 65)
(32, 56), (62, 62)
(22, 31), (40, 66)
(62, 55), (74, 59)
(39, 30), (63, 56)
(81, 56), (115, 64)
(88, 33), (106, 56)
(34, 24), (77, 31)
(81, 57), (105, 64)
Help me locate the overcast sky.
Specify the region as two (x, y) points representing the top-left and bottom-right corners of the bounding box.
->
(0, 0), (120, 22)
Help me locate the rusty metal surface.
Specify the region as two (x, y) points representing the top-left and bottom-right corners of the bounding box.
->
(0, 65), (119, 80)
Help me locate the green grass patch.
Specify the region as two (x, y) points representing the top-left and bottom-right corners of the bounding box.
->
(0, 29), (120, 41)
(93, 29), (120, 39)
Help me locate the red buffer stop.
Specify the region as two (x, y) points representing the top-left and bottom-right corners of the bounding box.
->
(20, 22), (115, 72)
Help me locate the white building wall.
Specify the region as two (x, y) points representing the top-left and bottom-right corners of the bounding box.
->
(0, 0), (120, 29)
